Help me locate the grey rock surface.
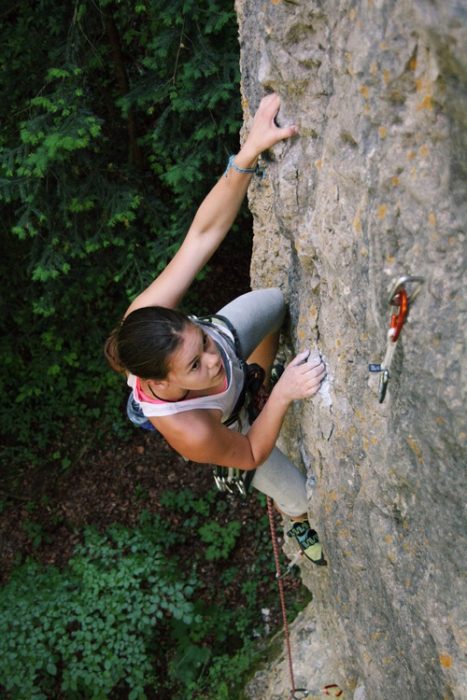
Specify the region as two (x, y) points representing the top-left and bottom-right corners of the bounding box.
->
(236, 1), (466, 698)
(245, 603), (345, 699)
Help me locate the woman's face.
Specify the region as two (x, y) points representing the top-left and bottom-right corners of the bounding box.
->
(165, 323), (225, 391)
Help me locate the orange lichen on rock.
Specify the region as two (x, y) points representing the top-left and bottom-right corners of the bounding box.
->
(377, 204), (388, 219)
(439, 653), (453, 669)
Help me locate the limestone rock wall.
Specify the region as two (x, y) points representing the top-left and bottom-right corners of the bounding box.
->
(235, 1), (466, 698)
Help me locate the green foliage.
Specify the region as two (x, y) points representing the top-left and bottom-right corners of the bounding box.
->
(159, 487), (216, 516)
(171, 633), (261, 700)
(0, 489), (309, 699)
(198, 519), (242, 560)
(160, 488), (243, 559)
(0, 0), (244, 463)
(0, 523), (198, 698)
(185, 642), (260, 700)
(155, 489), (283, 700)
(21, 519), (48, 549)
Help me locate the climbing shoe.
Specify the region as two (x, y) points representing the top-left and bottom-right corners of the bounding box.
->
(287, 521), (327, 566)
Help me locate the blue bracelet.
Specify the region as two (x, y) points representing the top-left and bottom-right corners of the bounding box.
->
(224, 154), (264, 178)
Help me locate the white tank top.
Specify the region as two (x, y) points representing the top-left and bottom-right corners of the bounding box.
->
(126, 318), (245, 423)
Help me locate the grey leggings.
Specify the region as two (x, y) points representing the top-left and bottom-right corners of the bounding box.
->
(217, 288), (308, 518)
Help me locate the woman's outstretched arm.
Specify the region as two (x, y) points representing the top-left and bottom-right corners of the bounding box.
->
(125, 93), (297, 315)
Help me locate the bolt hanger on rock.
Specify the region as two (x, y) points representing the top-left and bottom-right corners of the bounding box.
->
(369, 275), (425, 403)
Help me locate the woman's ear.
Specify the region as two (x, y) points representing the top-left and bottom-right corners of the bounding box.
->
(103, 327), (126, 374)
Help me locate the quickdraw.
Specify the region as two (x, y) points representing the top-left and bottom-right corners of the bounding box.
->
(212, 466), (252, 497)
(369, 275), (424, 402)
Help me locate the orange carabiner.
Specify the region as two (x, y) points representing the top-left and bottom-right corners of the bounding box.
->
(389, 287), (408, 342)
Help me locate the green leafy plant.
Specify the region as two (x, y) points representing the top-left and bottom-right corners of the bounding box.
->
(198, 519), (242, 560)
(159, 487), (216, 515)
(0, 496), (310, 699)
(21, 519), (47, 549)
(0, 524), (198, 698)
(185, 640), (261, 700)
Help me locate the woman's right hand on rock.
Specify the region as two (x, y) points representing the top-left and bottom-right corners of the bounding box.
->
(272, 350), (326, 404)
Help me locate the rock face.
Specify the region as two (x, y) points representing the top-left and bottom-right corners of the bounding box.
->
(235, 1), (466, 698)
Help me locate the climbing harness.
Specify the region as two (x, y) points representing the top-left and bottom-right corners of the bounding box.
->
(212, 366), (267, 497)
(369, 275), (424, 402)
(201, 314), (266, 497)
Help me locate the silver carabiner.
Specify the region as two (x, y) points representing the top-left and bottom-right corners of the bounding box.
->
(387, 275), (425, 306)
(213, 469), (227, 492)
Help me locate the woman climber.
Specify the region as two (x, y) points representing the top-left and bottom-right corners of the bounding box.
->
(105, 93), (327, 565)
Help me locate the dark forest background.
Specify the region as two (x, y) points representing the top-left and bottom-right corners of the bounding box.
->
(1, 0), (250, 467)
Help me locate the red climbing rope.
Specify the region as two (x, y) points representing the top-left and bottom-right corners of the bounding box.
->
(266, 496), (296, 698)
